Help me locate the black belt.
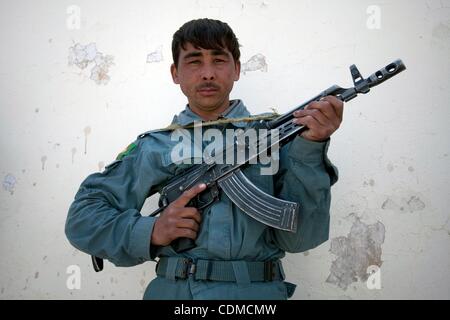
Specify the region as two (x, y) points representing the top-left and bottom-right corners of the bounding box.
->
(155, 257), (285, 282)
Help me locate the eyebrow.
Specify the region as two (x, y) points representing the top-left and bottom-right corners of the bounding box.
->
(182, 49), (229, 60)
(211, 49), (229, 56)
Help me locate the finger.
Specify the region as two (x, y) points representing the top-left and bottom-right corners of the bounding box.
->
(178, 208), (202, 224)
(307, 100), (338, 122)
(172, 183), (207, 207)
(176, 218), (200, 232)
(304, 101), (341, 129)
(294, 101), (336, 120)
(294, 108), (329, 127)
(322, 95), (344, 120)
(176, 228), (197, 240)
(293, 114), (321, 132)
(295, 116), (330, 141)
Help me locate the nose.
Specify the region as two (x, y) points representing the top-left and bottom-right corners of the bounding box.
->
(201, 64), (216, 81)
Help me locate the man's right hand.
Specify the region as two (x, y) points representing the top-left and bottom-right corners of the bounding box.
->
(151, 183), (206, 246)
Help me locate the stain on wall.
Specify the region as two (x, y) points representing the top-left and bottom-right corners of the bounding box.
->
(326, 218), (386, 290)
(83, 126), (91, 155)
(363, 178), (375, 187)
(71, 148), (77, 164)
(40, 156), (47, 171)
(382, 195), (426, 213)
(432, 20), (450, 41)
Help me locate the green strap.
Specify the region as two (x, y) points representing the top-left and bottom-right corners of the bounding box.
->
(151, 113), (280, 132)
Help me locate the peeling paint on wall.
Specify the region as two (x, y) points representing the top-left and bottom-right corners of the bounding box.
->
(146, 46), (163, 63)
(68, 42), (114, 85)
(241, 1), (269, 11)
(241, 54), (268, 74)
(2, 174), (17, 195)
(326, 218), (385, 290)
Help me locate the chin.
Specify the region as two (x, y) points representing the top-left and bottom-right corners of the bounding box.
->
(197, 100), (223, 111)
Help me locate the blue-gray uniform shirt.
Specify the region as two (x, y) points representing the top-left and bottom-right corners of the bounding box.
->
(65, 100), (338, 299)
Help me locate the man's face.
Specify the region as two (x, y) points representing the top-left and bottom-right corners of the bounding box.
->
(171, 42), (241, 116)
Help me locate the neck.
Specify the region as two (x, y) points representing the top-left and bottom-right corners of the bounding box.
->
(189, 101), (232, 121)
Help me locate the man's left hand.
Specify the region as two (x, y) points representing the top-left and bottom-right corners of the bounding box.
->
(292, 95), (344, 142)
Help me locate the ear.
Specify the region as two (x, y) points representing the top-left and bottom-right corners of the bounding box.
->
(234, 61), (241, 81)
(170, 64), (179, 84)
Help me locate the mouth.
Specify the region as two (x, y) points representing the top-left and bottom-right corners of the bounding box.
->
(197, 84), (220, 96)
(198, 88), (218, 96)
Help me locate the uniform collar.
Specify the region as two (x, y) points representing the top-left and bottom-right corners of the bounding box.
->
(171, 99), (251, 128)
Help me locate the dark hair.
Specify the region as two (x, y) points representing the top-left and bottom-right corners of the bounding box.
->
(172, 18), (241, 67)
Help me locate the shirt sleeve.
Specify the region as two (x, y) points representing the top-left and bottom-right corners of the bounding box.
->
(65, 137), (169, 267)
(271, 136), (339, 253)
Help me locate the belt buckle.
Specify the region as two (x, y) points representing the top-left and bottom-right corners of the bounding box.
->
(188, 262), (196, 276)
(182, 258), (196, 279)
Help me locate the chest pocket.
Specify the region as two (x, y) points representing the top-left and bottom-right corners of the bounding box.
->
(160, 151), (203, 176)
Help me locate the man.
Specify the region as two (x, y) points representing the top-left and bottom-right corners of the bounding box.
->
(65, 18), (342, 299)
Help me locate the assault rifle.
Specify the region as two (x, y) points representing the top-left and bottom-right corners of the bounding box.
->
(92, 59), (406, 271)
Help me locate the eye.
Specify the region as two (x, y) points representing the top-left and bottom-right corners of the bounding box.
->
(188, 60), (200, 65)
(215, 58), (226, 63)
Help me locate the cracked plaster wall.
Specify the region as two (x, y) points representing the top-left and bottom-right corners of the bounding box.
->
(0, 0), (449, 299)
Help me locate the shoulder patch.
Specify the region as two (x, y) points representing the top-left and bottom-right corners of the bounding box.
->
(116, 142), (137, 160)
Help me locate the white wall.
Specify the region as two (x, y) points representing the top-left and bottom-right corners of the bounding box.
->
(1, 0), (449, 299)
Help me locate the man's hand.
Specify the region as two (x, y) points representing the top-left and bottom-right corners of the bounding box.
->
(151, 183), (206, 246)
(293, 96), (344, 142)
